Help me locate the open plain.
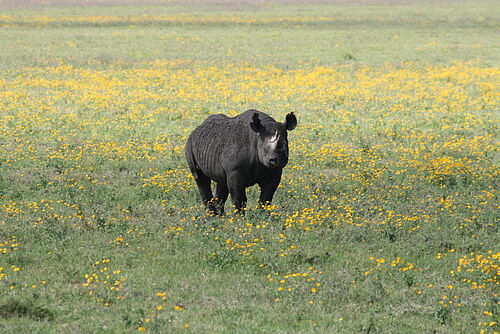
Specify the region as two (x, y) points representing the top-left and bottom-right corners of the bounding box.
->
(0, 0), (498, 332)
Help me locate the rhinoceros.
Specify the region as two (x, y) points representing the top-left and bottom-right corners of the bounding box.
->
(185, 109), (297, 214)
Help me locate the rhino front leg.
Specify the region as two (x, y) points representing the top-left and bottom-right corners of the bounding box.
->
(227, 171), (247, 214)
(214, 183), (229, 215)
(257, 169), (282, 206)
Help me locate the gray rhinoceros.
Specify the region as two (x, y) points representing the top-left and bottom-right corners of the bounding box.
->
(185, 109), (297, 214)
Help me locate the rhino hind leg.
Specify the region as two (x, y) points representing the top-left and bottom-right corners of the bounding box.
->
(185, 142), (220, 215)
(214, 183), (229, 215)
(191, 169), (217, 215)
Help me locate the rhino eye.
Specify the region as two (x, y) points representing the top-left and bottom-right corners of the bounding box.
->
(274, 141), (286, 151)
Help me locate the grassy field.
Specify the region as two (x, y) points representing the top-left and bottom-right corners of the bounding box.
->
(0, 0), (498, 333)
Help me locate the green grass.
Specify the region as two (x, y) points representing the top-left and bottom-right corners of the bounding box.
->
(0, 0), (499, 69)
(0, 0), (498, 333)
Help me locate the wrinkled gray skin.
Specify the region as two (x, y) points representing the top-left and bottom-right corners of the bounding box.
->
(185, 109), (297, 215)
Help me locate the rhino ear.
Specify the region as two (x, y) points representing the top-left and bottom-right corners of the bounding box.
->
(250, 112), (262, 133)
(284, 112), (297, 131)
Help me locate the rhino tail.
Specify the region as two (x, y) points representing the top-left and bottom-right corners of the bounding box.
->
(185, 139), (197, 174)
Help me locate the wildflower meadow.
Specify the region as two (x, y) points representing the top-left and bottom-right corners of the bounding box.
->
(0, 0), (498, 333)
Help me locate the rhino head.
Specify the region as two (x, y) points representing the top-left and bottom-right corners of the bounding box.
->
(250, 112), (297, 169)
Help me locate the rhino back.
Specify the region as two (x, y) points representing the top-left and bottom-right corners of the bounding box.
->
(188, 113), (255, 184)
